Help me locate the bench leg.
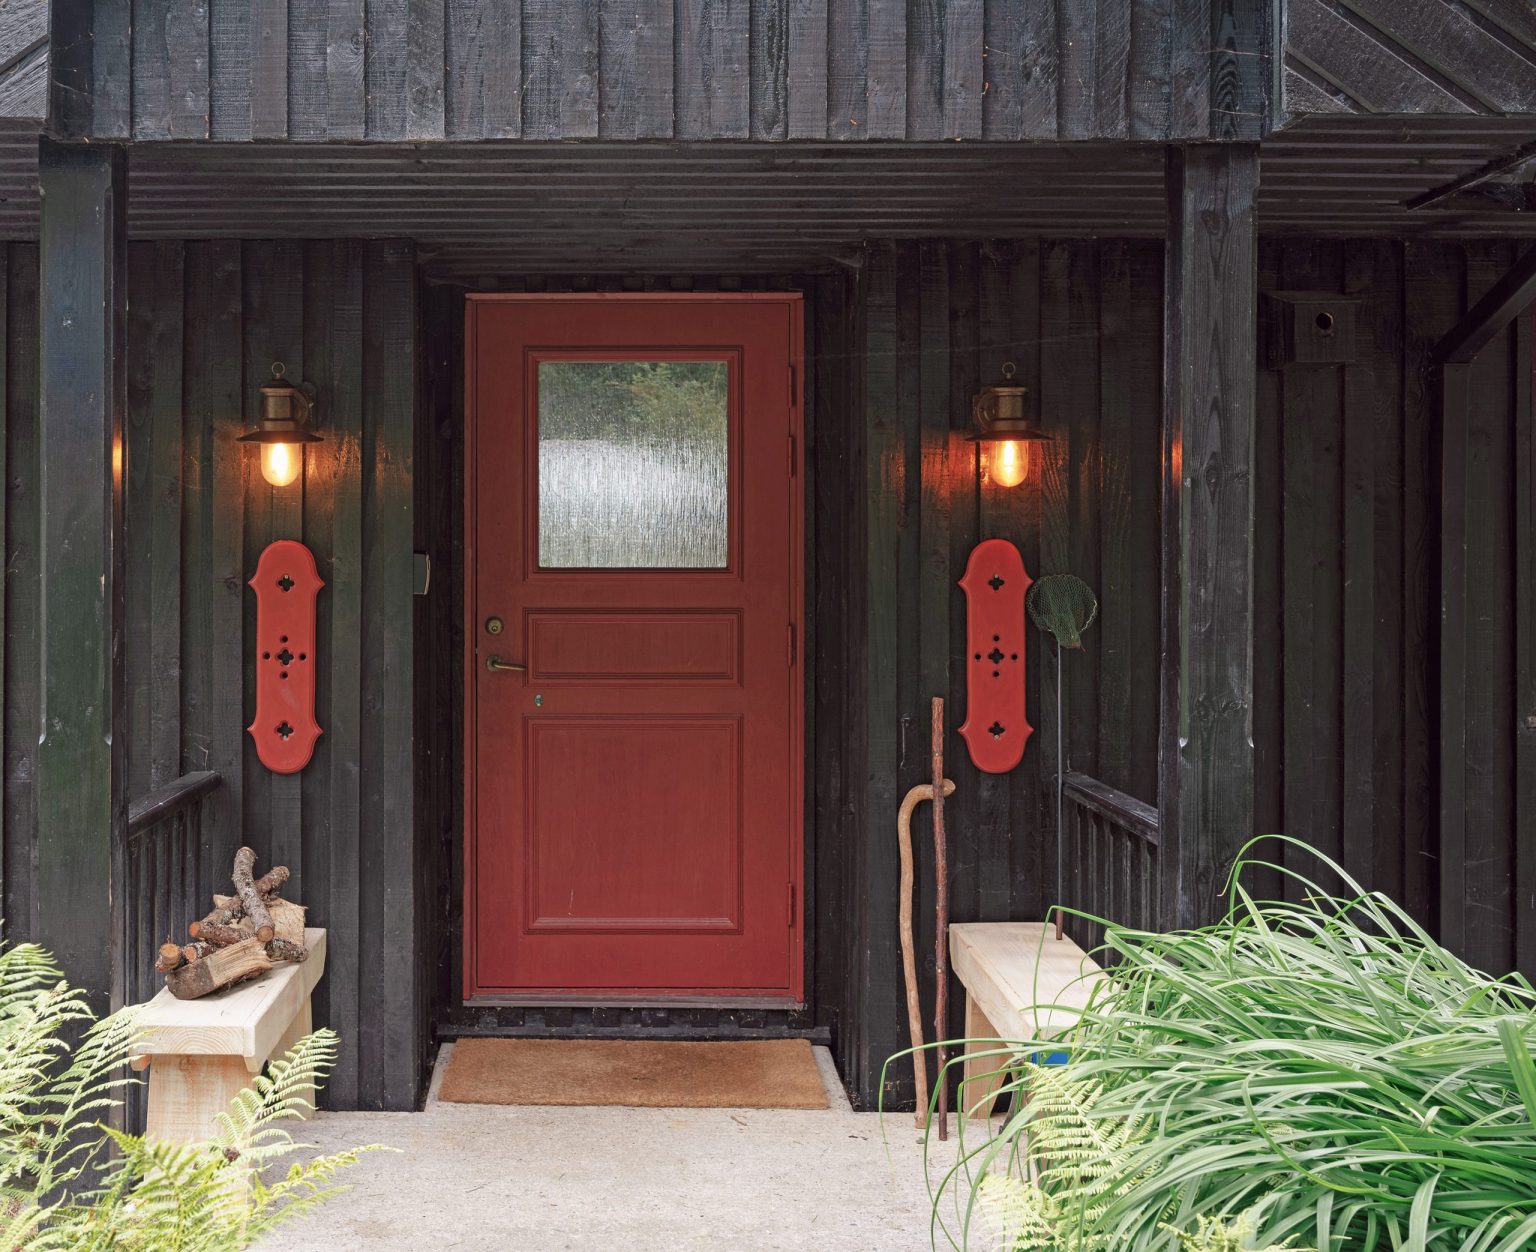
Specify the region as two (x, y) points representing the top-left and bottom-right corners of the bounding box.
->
(962, 993), (1008, 1122)
(146, 1054), (252, 1145)
(271, 998), (316, 1118)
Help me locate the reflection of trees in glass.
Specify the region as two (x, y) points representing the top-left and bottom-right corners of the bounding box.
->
(537, 361), (729, 569)
(540, 360), (727, 445)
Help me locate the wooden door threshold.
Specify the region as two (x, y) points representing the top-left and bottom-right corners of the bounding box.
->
(438, 1004), (826, 1044)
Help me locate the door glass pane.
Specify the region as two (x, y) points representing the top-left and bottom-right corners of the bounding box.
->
(537, 360), (730, 569)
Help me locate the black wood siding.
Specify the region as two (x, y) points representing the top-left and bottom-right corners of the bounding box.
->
(840, 235), (1535, 1108)
(3, 238), (425, 1112)
(1, 232), (1530, 1114)
(1251, 238), (1535, 982)
(0, 1), (46, 120)
(838, 240), (1166, 1106)
(1282, 0), (1536, 119)
(62, 0), (1265, 142)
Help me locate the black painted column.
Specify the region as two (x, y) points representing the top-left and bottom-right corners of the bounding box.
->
(1159, 145), (1259, 929)
(35, 139), (127, 1010)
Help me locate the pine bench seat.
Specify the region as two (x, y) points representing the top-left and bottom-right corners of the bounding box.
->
(948, 922), (1103, 1119)
(129, 927), (327, 1144)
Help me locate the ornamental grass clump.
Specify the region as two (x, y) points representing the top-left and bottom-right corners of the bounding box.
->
(913, 837), (1536, 1252)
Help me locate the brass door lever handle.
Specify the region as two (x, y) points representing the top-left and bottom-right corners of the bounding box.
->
(485, 655), (526, 673)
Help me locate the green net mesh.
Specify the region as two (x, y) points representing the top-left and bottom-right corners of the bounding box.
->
(1026, 574), (1099, 650)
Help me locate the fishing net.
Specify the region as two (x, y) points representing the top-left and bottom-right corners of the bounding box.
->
(1027, 574), (1099, 649)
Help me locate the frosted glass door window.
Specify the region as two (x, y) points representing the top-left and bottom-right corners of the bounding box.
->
(537, 360), (730, 569)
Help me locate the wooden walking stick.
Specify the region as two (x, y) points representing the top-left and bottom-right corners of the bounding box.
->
(932, 696), (951, 1141)
(897, 777), (954, 1130)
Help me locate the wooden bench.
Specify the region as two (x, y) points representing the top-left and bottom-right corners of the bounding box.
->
(130, 928), (327, 1144)
(949, 922), (1103, 1119)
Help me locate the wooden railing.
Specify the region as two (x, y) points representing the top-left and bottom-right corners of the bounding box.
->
(114, 770), (221, 1131)
(1060, 771), (1160, 956)
(116, 771), (222, 1012)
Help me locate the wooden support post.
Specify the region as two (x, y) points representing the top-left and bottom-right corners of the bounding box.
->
(35, 139), (127, 1011)
(1159, 146), (1259, 929)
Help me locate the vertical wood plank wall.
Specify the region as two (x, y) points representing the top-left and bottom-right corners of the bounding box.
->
(843, 239), (1166, 1105)
(4, 239), (423, 1111)
(0, 235), (1530, 1111)
(843, 236), (1535, 1107)
(1252, 238), (1534, 982)
(77, 0), (1260, 143)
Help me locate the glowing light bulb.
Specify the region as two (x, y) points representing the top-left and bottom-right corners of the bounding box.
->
(990, 439), (1028, 488)
(261, 441), (301, 488)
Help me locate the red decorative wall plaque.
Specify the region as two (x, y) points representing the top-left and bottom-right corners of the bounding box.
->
(958, 539), (1032, 773)
(248, 540), (323, 774)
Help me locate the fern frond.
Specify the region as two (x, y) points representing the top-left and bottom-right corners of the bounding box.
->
(1162, 1213), (1313, 1252)
(0, 921), (381, 1249)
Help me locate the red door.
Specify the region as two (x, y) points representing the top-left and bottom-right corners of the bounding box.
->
(465, 295), (804, 1001)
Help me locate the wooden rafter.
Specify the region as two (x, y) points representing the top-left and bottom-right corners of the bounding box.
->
(1433, 242), (1536, 364)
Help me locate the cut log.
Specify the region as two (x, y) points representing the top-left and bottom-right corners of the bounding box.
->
(181, 941), (212, 963)
(232, 847), (275, 944)
(253, 865), (290, 897)
(268, 898), (306, 945)
(188, 903), (242, 940)
(156, 943), (186, 973)
(165, 938), (273, 1000)
(198, 921), (254, 948)
(165, 937), (273, 1001)
(265, 937), (308, 963)
(263, 900), (307, 963)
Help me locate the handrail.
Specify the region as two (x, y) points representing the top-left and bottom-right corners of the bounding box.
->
(1061, 771), (1159, 845)
(127, 770), (221, 839)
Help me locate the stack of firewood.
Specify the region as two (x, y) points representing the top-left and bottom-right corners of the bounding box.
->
(154, 847), (308, 1000)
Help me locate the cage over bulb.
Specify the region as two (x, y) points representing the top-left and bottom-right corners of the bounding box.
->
(261, 440), (301, 488)
(991, 439), (1029, 488)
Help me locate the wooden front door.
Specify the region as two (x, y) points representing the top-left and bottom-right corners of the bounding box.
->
(465, 295), (804, 1002)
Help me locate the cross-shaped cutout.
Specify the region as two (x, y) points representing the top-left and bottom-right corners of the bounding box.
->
(276, 648), (294, 666)
(987, 574), (1005, 591)
(987, 647), (1004, 665)
(275, 721), (294, 740)
(987, 721), (1006, 738)
(277, 573), (295, 592)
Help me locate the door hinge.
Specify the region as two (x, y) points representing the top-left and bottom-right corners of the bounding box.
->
(787, 431), (797, 478)
(787, 622), (797, 668)
(787, 882), (797, 928)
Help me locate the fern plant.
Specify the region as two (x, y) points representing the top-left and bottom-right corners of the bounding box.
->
(0, 938), (383, 1249)
(968, 1064), (1298, 1252)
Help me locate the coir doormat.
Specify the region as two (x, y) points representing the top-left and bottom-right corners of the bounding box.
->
(437, 1037), (830, 1109)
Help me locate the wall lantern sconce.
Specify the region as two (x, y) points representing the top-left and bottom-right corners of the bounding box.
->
(240, 362), (320, 488)
(969, 362), (1051, 488)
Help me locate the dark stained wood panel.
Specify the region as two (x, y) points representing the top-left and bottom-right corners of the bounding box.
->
(1283, 0), (1536, 120)
(0, 0), (46, 122)
(58, 0), (1263, 140)
(0, 237), (427, 1109)
(1248, 237), (1532, 979)
(838, 239), (1168, 1106)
